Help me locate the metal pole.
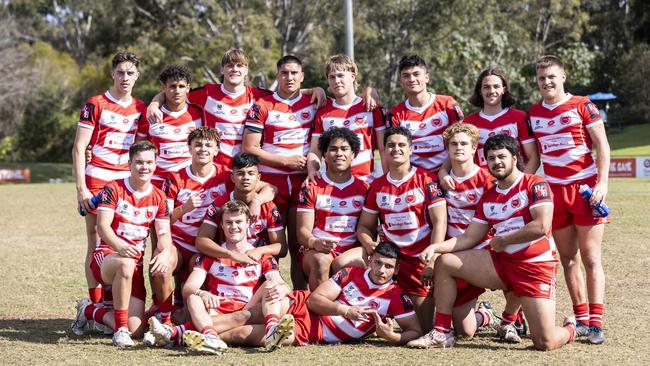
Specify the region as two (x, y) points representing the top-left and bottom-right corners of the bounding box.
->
(344, 0), (354, 60)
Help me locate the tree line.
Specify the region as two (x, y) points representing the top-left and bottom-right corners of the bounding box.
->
(1, 0), (648, 162)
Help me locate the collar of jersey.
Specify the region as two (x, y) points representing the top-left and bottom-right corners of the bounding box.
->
(542, 93), (572, 110)
(104, 90), (132, 108)
(479, 107), (509, 121)
(405, 92), (435, 113)
(450, 165), (480, 184)
(185, 164), (216, 183)
(322, 173), (355, 190)
(364, 267), (393, 289)
(495, 171), (524, 195)
(332, 96), (362, 110)
(386, 166), (416, 187)
(123, 177), (152, 198)
(221, 84), (246, 99)
(272, 91), (303, 106)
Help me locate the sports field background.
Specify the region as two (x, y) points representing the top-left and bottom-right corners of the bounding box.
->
(0, 178), (649, 365)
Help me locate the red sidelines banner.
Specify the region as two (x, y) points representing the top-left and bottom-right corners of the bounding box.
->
(0, 168), (31, 183)
(609, 158), (636, 178)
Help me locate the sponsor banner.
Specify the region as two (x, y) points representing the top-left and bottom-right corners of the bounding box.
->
(0, 168), (30, 183)
(636, 157), (650, 178)
(609, 158), (636, 178)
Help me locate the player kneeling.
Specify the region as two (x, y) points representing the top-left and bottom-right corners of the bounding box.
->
(407, 135), (575, 350)
(198, 241), (422, 350)
(148, 200), (288, 354)
(71, 141), (176, 347)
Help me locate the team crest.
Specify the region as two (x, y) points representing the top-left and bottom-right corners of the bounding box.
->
(339, 200), (347, 207)
(352, 199), (362, 208)
(511, 199), (520, 208)
(301, 111), (311, 120)
(406, 194), (415, 203)
(561, 116), (571, 125)
(395, 197), (401, 204)
(500, 129), (511, 136)
(431, 118), (441, 127)
(146, 210), (153, 219)
(467, 193), (477, 202)
(548, 120), (555, 127)
(532, 182), (551, 201)
(80, 103), (94, 121)
(355, 116), (366, 125)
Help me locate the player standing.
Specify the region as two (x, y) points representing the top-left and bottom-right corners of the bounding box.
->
(137, 64), (203, 188)
(408, 134), (575, 350)
(297, 127), (369, 290)
(528, 55), (611, 344)
(71, 141), (175, 347)
(307, 54), (385, 182)
(72, 51), (146, 308)
(356, 126), (447, 332)
(242, 55), (317, 290)
(388, 55), (464, 172)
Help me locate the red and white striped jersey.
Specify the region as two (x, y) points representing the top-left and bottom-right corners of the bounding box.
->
(203, 191), (284, 247)
(363, 167), (446, 257)
(137, 103), (203, 180)
(318, 266), (415, 343)
(527, 94), (603, 185)
(193, 251), (279, 313)
(296, 175), (369, 255)
(388, 94), (463, 171)
(473, 173), (556, 262)
(444, 166), (495, 249)
(96, 178), (169, 262)
(162, 165), (233, 253)
(244, 92), (316, 175)
(78, 91), (146, 173)
(188, 84), (271, 170)
(313, 98), (386, 181)
(463, 108), (535, 167)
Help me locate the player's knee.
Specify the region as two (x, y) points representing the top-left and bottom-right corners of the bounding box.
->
(313, 254), (332, 273)
(116, 260), (136, 278)
(186, 294), (204, 312)
(580, 254), (602, 272)
(531, 333), (555, 351)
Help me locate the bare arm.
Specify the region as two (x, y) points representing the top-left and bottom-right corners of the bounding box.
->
(437, 158), (455, 191)
(420, 221), (491, 263)
(587, 123), (611, 204)
(72, 127), (94, 212)
(375, 129), (387, 174)
(427, 202), (447, 245)
(522, 142), (541, 174)
(150, 219), (175, 275)
(297, 210), (337, 253)
(146, 92), (165, 124)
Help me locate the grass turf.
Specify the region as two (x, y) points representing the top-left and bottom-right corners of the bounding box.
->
(0, 179), (649, 365)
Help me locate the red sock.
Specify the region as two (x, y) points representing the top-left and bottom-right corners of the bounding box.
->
(88, 288), (103, 304)
(573, 303), (589, 325)
(501, 311), (517, 326)
(158, 295), (175, 324)
(264, 314), (280, 334)
(564, 323), (576, 343)
(589, 303), (604, 328)
(433, 312), (452, 333)
(114, 309), (128, 330)
(83, 304), (107, 325)
(201, 326), (218, 337)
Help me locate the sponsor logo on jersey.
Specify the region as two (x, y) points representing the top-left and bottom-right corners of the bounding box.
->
(467, 193), (477, 202)
(432, 118), (441, 127)
(355, 116), (366, 125)
(561, 116), (571, 125)
(353, 199), (362, 208)
(511, 199), (520, 208)
(301, 111), (311, 120)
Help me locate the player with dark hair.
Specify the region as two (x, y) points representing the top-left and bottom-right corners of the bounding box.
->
(387, 54), (464, 172)
(307, 54), (386, 183)
(72, 50), (146, 313)
(196, 152), (287, 262)
(407, 134), (576, 350)
(242, 55), (318, 290)
(356, 126), (447, 332)
(528, 55), (611, 344)
(180, 241), (422, 351)
(137, 64), (203, 187)
(297, 127), (369, 290)
(71, 140), (175, 347)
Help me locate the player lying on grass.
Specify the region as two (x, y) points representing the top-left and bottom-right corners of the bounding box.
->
(159, 241), (422, 353)
(71, 140), (175, 348)
(297, 127), (369, 290)
(147, 200), (289, 353)
(407, 134), (576, 350)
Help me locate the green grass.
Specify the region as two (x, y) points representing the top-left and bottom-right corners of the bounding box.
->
(1, 180), (650, 364)
(608, 124), (650, 156)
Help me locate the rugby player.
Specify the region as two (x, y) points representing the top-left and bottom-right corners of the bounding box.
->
(297, 127), (369, 290)
(242, 55), (317, 290)
(71, 141), (175, 347)
(528, 55), (611, 344)
(407, 134), (576, 350)
(196, 152), (287, 260)
(387, 55), (464, 172)
(356, 126), (447, 332)
(307, 54), (386, 183)
(72, 51), (146, 307)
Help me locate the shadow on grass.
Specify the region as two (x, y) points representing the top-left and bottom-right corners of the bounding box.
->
(0, 318), (71, 344)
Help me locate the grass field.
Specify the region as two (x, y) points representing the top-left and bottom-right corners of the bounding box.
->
(608, 124), (650, 156)
(1, 180), (649, 365)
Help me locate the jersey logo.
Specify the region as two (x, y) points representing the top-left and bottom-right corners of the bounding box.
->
(206, 203), (219, 219)
(426, 181), (443, 200)
(400, 293), (414, 311)
(331, 268), (349, 285)
(584, 101), (600, 119)
(271, 207), (282, 225)
(531, 181), (551, 202)
(453, 103), (464, 121)
(298, 188), (309, 205)
(99, 185), (114, 204)
(80, 103), (95, 122)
